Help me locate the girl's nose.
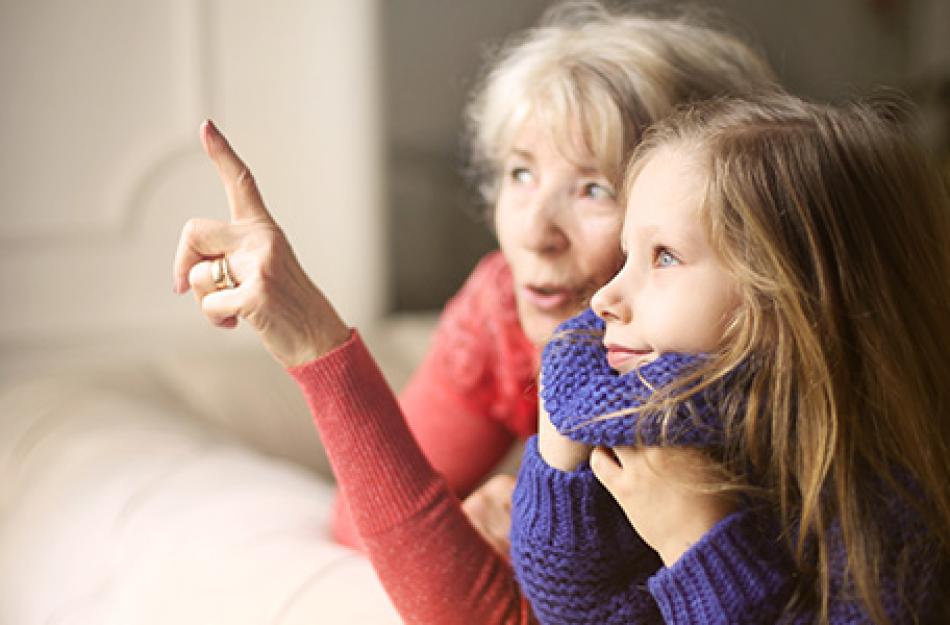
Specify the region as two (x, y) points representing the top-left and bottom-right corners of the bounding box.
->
(591, 271), (630, 323)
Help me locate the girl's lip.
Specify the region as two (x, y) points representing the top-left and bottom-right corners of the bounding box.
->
(604, 344), (654, 372)
(521, 285), (573, 311)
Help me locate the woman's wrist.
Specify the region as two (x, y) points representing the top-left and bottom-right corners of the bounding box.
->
(286, 317), (351, 368)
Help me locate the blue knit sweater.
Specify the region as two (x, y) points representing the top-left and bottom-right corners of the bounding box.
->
(510, 309), (944, 624)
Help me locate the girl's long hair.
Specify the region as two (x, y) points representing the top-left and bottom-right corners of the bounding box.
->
(623, 93), (950, 623)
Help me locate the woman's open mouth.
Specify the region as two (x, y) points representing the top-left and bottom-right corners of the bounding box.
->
(521, 285), (573, 311)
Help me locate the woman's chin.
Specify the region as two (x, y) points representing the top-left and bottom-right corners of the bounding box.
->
(517, 303), (578, 347)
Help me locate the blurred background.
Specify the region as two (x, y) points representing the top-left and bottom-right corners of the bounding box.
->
(1, 0), (948, 381)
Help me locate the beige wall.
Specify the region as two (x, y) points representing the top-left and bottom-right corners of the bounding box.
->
(0, 0), (384, 380)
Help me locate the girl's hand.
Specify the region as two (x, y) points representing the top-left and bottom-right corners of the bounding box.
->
(462, 474), (516, 559)
(173, 121), (350, 367)
(591, 445), (735, 566)
(537, 376), (592, 471)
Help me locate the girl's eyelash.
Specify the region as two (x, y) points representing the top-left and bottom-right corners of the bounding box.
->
(652, 246), (681, 267)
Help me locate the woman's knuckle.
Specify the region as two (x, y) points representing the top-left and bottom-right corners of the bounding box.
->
(245, 289), (264, 312)
(188, 263), (204, 284)
(236, 167), (256, 191)
(258, 225), (283, 251)
(252, 273), (271, 297)
(188, 216), (211, 236)
(181, 219), (197, 239)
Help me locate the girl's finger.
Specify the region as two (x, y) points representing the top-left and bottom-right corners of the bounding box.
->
(590, 446), (623, 488)
(610, 445), (644, 468)
(173, 217), (236, 293)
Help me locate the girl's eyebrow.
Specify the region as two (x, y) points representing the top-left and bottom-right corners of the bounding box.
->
(623, 225), (699, 260)
(631, 220), (703, 244)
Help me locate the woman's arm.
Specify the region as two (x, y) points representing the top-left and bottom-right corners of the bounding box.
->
(331, 252), (533, 551)
(331, 311), (518, 549)
(291, 331), (536, 625)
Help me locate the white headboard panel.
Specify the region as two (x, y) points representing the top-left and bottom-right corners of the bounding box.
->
(0, 0), (385, 381)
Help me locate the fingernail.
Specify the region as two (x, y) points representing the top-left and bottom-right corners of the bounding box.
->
(205, 119), (218, 136)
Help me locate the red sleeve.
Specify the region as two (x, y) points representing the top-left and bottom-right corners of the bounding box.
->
(289, 331), (536, 625)
(332, 252), (538, 550)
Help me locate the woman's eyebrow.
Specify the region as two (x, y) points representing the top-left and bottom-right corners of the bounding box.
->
(575, 163), (603, 177)
(510, 147), (535, 162)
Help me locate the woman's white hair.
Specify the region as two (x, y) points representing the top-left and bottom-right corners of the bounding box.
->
(466, 0), (778, 208)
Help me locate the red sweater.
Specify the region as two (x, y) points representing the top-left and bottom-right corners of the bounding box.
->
(288, 252), (540, 623)
(329, 252), (539, 549)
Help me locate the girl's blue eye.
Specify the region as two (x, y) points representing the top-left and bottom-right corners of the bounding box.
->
(511, 167), (533, 184)
(655, 248), (680, 268)
(582, 182), (614, 201)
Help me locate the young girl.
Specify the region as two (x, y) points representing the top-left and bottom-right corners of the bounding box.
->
(511, 93), (950, 624)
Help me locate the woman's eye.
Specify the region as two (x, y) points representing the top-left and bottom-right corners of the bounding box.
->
(654, 248), (681, 268)
(581, 182), (615, 201)
(510, 167), (533, 184)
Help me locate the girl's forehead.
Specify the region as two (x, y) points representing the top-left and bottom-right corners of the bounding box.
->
(623, 149), (707, 232)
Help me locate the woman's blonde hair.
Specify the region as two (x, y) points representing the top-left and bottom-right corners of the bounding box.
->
(623, 92), (950, 624)
(465, 0), (777, 210)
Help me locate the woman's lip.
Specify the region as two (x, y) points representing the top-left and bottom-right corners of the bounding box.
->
(520, 285), (572, 311)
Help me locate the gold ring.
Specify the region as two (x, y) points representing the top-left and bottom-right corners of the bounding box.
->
(211, 256), (236, 290)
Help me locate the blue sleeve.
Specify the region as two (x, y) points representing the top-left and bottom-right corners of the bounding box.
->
(647, 502), (944, 624)
(510, 436), (664, 624)
(646, 510), (795, 624)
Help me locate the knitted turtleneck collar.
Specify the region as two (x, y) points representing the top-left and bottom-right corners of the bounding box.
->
(540, 308), (723, 448)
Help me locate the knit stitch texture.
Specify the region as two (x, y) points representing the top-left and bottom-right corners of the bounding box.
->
(540, 308), (721, 448)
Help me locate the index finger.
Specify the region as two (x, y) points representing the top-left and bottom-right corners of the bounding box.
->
(200, 119), (274, 224)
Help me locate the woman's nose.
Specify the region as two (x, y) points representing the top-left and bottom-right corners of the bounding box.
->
(520, 189), (569, 254)
(591, 272), (629, 323)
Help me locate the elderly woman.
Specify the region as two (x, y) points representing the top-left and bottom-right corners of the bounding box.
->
(173, 2), (777, 622)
